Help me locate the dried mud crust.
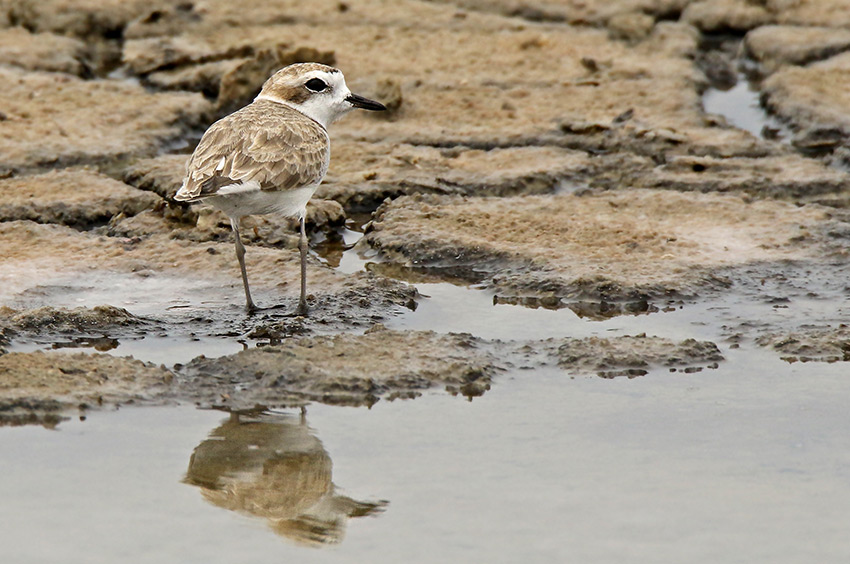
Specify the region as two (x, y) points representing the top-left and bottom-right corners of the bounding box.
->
(122, 154), (191, 201)
(448, 0), (850, 37)
(0, 169), (159, 227)
(634, 155), (849, 200)
(681, 0), (850, 32)
(0, 350), (173, 427)
(0, 66), (210, 174)
(383, 0), (688, 25)
(317, 143), (593, 212)
(0, 27), (89, 75)
(743, 25), (850, 73)
(111, 6), (850, 210)
(681, 0), (772, 33)
(761, 52), (850, 153)
(6, 0), (849, 209)
(5, 0), (155, 38)
(115, 1), (764, 162)
(363, 189), (834, 314)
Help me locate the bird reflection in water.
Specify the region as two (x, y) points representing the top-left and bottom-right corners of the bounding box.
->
(184, 409), (387, 545)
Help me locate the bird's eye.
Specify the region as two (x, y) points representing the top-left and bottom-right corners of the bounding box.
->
(305, 78), (328, 92)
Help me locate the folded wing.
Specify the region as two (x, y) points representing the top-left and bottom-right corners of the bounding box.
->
(175, 103), (330, 202)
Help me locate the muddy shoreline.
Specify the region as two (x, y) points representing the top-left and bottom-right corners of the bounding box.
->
(1, 0), (850, 424)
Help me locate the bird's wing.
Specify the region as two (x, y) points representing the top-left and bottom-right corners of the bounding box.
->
(175, 104), (329, 201)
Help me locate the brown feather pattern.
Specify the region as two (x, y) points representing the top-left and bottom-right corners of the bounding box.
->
(177, 99), (329, 201)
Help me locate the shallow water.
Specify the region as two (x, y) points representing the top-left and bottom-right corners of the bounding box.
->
(9, 335), (244, 366)
(3, 269), (250, 362)
(702, 74), (787, 141)
(2, 347), (849, 563)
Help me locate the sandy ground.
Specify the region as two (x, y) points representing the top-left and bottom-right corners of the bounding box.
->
(1, 0), (849, 421)
(0, 168), (159, 226)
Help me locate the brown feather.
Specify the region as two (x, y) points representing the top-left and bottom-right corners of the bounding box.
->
(176, 100), (329, 201)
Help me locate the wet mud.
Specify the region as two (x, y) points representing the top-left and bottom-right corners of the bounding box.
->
(0, 309), (726, 420)
(549, 334), (723, 378)
(756, 325), (850, 363)
(177, 326), (499, 408)
(0, 349), (173, 426)
(0, 0), (849, 426)
(1, 304), (148, 336)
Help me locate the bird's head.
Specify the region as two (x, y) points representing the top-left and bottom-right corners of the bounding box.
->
(256, 63), (386, 128)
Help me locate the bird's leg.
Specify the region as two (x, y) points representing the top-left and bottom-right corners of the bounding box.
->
(231, 218), (257, 313)
(296, 213), (309, 316)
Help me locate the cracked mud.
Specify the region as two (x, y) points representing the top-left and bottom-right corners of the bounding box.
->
(1, 0), (849, 424)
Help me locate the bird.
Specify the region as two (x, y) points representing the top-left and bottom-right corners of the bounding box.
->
(174, 63), (386, 315)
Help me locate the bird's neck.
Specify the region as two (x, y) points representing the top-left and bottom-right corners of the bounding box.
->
(254, 93), (330, 130)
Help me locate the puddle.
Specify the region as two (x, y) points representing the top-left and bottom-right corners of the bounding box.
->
(183, 410), (387, 545)
(386, 271), (850, 345)
(2, 270), (253, 363)
(315, 227), (373, 274)
(8, 335), (244, 366)
(702, 74), (787, 140)
(2, 272), (238, 317)
(2, 350), (850, 562)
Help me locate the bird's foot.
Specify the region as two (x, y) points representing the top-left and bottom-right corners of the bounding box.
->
(245, 302), (307, 317)
(295, 299), (309, 317)
(246, 303), (288, 315)
(274, 305), (308, 318)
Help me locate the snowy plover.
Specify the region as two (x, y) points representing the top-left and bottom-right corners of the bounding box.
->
(175, 63), (386, 315)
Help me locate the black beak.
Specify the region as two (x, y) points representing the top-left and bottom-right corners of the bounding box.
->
(346, 93), (386, 111)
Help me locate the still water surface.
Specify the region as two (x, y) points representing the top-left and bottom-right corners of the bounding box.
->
(2, 343), (849, 563)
